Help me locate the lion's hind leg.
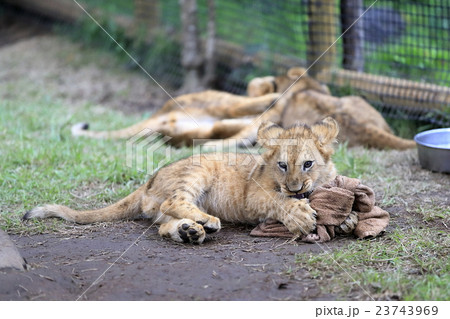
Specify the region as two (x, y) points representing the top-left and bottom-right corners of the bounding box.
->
(140, 195), (210, 244)
(146, 169), (221, 244)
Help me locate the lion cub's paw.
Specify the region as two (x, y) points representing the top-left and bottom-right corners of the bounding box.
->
(302, 233), (320, 243)
(177, 219), (206, 244)
(194, 216), (221, 234)
(284, 199), (317, 236)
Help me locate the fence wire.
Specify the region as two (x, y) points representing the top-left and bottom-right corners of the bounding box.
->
(155, 0), (450, 126)
(1, 0), (449, 126)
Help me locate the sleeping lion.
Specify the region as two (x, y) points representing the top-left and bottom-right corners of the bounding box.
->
(72, 67), (415, 150)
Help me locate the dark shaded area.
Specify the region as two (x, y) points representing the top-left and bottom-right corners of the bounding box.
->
(0, 3), (53, 47)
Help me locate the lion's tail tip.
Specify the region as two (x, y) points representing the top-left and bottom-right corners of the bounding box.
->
(71, 122), (89, 136)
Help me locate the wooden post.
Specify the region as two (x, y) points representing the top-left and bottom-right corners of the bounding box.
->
(307, 0), (338, 77)
(202, 0), (216, 87)
(134, 0), (160, 31)
(179, 0), (204, 92)
(341, 0), (364, 72)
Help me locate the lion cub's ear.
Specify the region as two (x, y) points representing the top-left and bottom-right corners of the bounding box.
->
(311, 117), (339, 145)
(247, 77), (276, 97)
(257, 121), (284, 147)
(287, 67), (308, 80)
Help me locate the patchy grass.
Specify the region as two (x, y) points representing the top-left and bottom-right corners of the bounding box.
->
(332, 143), (375, 179)
(296, 228), (450, 300)
(415, 204), (450, 223)
(295, 146), (450, 300)
(0, 97), (191, 234)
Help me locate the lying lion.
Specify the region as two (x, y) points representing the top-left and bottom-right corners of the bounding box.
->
(72, 67), (415, 149)
(26, 118), (343, 244)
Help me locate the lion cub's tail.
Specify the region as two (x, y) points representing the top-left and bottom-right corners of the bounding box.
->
(71, 120), (151, 139)
(23, 185), (146, 224)
(366, 124), (416, 150)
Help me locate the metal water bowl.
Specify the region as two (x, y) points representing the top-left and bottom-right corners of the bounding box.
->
(414, 128), (450, 173)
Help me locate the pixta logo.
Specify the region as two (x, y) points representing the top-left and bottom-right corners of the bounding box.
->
(126, 129), (172, 175)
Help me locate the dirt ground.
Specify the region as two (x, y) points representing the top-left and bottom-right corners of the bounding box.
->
(0, 21), (448, 300)
(2, 222), (341, 301)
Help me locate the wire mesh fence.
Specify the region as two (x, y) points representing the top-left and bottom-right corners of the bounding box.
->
(150, 0), (450, 126)
(1, 0), (449, 126)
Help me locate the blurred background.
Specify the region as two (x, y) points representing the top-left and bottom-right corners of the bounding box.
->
(1, 0), (449, 130)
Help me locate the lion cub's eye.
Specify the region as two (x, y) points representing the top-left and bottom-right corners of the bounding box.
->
(303, 161), (314, 170)
(277, 161), (288, 172)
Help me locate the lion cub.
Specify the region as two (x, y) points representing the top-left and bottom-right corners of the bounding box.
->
(24, 118), (339, 244)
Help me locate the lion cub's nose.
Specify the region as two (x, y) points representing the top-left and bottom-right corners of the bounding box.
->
(288, 184), (303, 193)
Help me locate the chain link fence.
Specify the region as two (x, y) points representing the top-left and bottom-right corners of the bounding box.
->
(1, 0), (449, 126)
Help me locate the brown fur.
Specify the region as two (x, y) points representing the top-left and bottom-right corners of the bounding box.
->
(25, 119), (340, 244)
(72, 67), (415, 150)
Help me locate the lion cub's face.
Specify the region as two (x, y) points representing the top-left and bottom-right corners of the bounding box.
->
(257, 117), (339, 197)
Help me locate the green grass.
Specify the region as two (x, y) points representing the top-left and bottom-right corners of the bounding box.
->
(332, 143), (375, 179)
(0, 97), (191, 234)
(415, 204), (450, 223)
(296, 228), (450, 300)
